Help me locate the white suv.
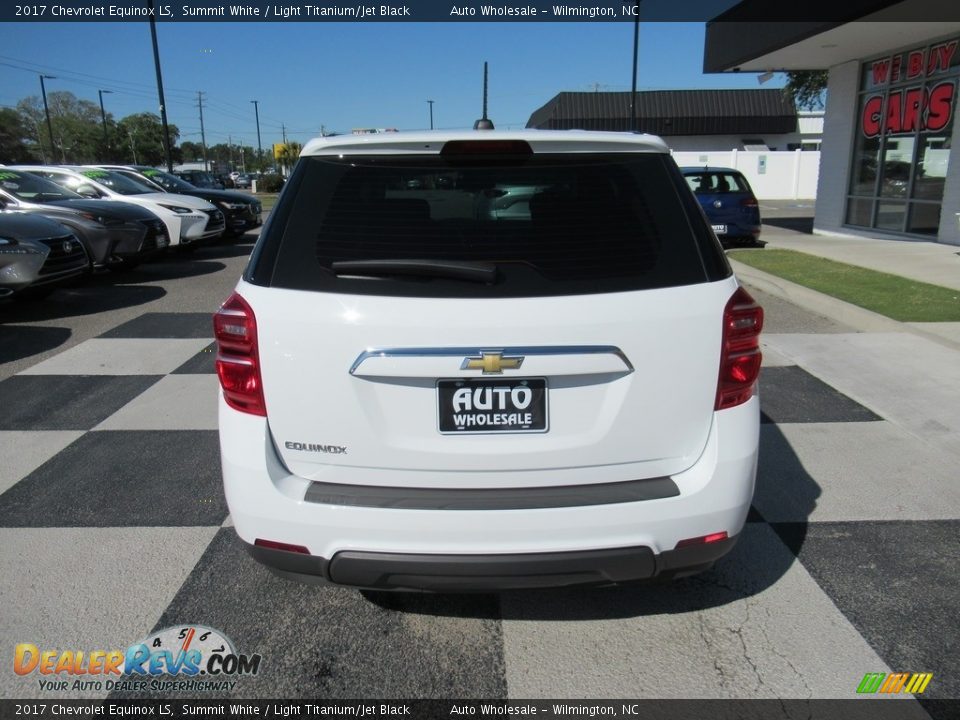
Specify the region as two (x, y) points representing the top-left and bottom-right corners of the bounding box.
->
(216, 131), (762, 591)
(13, 166), (224, 247)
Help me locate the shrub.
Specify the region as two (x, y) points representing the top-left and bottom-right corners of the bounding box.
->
(255, 173), (285, 193)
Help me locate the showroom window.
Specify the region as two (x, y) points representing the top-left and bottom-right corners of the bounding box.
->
(847, 38), (958, 235)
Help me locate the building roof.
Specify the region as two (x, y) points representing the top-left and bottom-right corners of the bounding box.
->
(525, 90), (797, 135)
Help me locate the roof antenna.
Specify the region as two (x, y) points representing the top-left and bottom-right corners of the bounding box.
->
(474, 61), (494, 130)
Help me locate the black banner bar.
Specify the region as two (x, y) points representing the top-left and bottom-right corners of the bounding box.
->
(1, 699), (958, 720)
(4, 1), (960, 23)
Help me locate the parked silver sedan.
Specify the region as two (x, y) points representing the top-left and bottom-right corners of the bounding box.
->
(0, 169), (168, 270)
(0, 214), (90, 298)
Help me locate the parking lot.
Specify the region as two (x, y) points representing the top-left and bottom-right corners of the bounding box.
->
(1, 213), (957, 711)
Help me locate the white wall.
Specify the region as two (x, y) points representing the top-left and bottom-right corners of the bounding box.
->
(663, 133), (804, 152)
(813, 61), (860, 232)
(671, 149), (820, 199)
(937, 97), (960, 245)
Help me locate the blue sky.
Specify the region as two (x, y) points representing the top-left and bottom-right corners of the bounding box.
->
(0, 16), (784, 149)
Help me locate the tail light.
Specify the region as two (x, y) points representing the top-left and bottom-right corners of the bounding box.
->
(740, 197), (759, 208)
(214, 292), (266, 416)
(716, 287), (763, 410)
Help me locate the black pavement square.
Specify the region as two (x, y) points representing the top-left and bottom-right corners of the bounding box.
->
(172, 342), (217, 374)
(0, 375), (162, 430)
(0, 430), (227, 527)
(109, 529), (507, 699)
(100, 313), (214, 339)
(772, 520), (960, 700)
(760, 366), (882, 424)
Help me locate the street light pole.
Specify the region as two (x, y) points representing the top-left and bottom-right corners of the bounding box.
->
(98, 89), (113, 161)
(147, 0), (173, 172)
(630, 0), (641, 132)
(251, 100), (263, 171)
(39, 74), (56, 160)
(427, 100), (434, 130)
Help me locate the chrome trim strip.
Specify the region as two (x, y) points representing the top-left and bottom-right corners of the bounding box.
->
(349, 345), (633, 375)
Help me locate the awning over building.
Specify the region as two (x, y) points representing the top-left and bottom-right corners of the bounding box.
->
(526, 90), (797, 135)
(704, 0), (960, 73)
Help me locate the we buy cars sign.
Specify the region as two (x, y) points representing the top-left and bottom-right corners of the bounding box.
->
(861, 39), (959, 137)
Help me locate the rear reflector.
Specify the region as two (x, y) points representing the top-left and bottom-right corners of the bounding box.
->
(740, 197), (759, 208)
(254, 539), (310, 554)
(675, 531), (729, 549)
(716, 287), (763, 411)
(214, 292), (266, 416)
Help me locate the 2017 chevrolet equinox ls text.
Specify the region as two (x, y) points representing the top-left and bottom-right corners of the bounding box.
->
(215, 130), (763, 592)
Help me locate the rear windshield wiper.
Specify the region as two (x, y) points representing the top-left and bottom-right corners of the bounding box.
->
(330, 259), (497, 284)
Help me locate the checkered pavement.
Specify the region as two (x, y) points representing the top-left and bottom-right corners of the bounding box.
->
(1, 310), (957, 706)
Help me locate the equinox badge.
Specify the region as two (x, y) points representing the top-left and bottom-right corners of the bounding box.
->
(461, 351), (524, 375)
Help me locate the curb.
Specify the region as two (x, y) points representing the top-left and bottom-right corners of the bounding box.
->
(728, 258), (960, 352)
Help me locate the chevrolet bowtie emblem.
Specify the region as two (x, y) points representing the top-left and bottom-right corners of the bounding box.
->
(461, 352), (524, 374)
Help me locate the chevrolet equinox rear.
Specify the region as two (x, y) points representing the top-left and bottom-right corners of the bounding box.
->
(216, 131), (762, 591)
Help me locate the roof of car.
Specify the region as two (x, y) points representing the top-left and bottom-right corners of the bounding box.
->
(301, 130), (669, 157)
(679, 166), (742, 174)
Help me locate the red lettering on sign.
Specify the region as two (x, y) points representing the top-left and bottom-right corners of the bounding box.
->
(935, 41), (958, 73)
(908, 51), (925, 78)
(862, 96), (883, 137)
(872, 59), (891, 85)
(886, 92), (903, 133)
(902, 87), (924, 132)
(926, 81), (955, 131)
(891, 55), (902, 82)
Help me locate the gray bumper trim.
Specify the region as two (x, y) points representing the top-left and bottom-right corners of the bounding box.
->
(303, 476), (680, 510)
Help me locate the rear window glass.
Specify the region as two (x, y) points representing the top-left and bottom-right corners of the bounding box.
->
(684, 172), (752, 194)
(251, 153), (727, 298)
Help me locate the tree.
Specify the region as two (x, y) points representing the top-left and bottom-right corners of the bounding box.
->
(784, 71), (829, 110)
(16, 91), (107, 163)
(275, 141), (303, 176)
(0, 108), (37, 163)
(116, 113), (179, 167)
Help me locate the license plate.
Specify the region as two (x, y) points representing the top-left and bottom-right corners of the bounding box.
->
(712, 224), (727, 235)
(437, 378), (548, 434)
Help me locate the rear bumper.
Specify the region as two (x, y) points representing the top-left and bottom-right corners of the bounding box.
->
(247, 536), (738, 591)
(220, 395), (759, 591)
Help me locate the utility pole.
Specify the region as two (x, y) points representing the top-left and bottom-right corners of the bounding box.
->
(282, 123), (287, 144)
(197, 91), (208, 171)
(98, 89), (113, 161)
(228, 134), (235, 169)
(127, 128), (138, 165)
(147, 0), (174, 171)
(39, 74), (56, 160)
(427, 99), (434, 130)
(251, 100), (262, 171)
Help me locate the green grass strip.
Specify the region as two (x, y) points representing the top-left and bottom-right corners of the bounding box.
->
(729, 248), (960, 322)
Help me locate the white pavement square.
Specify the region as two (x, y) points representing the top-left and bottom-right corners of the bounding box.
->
(18, 339), (211, 376)
(0, 431), (84, 496)
(0, 526), (220, 700)
(94, 375), (221, 431)
(756, 422), (960, 522)
(501, 525), (901, 700)
(763, 332), (960, 459)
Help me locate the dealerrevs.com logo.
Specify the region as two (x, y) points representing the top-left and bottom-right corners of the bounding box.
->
(14, 625), (262, 693)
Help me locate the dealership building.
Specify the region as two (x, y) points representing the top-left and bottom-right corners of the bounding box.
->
(705, 1), (960, 245)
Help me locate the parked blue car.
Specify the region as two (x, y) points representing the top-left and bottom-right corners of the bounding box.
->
(681, 167), (762, 247)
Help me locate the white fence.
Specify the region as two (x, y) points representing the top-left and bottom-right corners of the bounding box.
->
(671, 149), (820, 200)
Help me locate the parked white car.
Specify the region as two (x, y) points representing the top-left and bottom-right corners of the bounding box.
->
(216, 130), (763, 592)
(11, 166), (224, 248)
